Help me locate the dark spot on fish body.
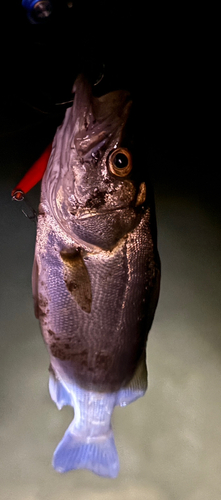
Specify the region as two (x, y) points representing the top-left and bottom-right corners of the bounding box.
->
(66, 282), (77, 292)
(48, 334), (147, 392)
(47, 329), (60, 341)
(94, 351), (110, 371)
(49, 334), (89, 365)
(37, 294), (49, 319)
(37, 305), (46, 318)
(71, 349), (88, 367)
(50, 344), (71, 361)
(38, 294), (48, 309)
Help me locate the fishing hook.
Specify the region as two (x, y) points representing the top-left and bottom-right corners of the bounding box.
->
(12, 190), (37, 222)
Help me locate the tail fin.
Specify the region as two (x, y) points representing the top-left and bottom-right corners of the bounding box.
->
(52, 422), (119, 478)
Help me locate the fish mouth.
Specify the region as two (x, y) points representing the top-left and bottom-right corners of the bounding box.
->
(70, 205), (131, 221)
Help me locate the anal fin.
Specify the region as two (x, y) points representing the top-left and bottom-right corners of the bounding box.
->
(116, 352), (147, 407)
(49, 368), (72, 410)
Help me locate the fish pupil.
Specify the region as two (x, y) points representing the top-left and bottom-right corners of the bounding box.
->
(114, 153), (128, 169)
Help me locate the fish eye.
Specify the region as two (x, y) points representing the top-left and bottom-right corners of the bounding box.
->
(108, 148), (132, 177)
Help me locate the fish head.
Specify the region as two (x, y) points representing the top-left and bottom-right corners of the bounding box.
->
(48, 75), (148, 250)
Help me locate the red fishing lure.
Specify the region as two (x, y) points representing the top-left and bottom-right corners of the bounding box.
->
(11, 143), (52, 200)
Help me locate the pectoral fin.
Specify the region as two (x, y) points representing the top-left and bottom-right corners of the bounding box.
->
(60, 250), (92, 313)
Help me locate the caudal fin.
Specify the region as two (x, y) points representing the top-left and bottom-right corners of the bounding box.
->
(53, 423), (119, 478)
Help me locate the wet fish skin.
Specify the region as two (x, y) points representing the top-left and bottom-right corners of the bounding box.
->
(33, 75), (160, 477)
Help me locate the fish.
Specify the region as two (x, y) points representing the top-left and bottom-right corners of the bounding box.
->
(32, 74), (161, 478)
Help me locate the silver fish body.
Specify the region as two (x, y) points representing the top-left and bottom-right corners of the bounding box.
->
(33, 75), (160, 478)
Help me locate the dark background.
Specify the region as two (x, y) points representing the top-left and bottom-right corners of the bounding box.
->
(0, 1), (217, 217)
